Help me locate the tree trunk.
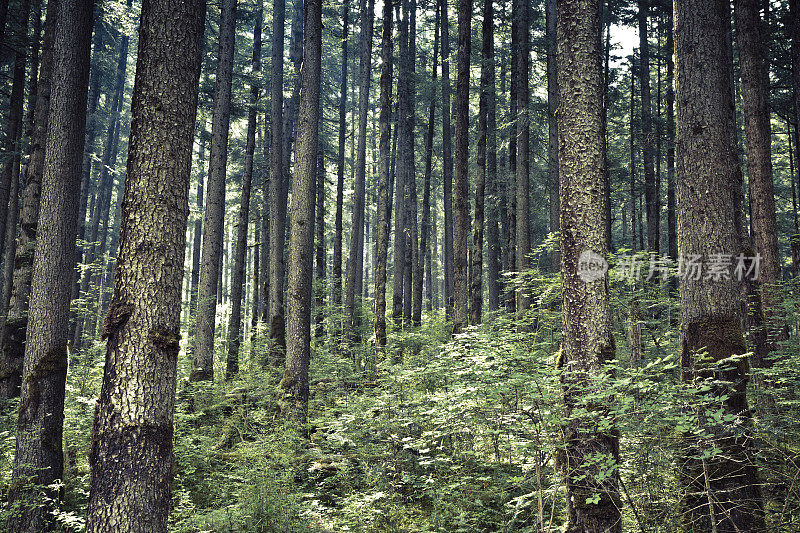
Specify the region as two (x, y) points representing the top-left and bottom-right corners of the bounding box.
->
(408, 0), (423, 328)
(471, 0), (492, 326)
(191, 0), (237, 382)
(345, 0), (374, 342)
(86, 1), (203, 529)
(793, 0), (800, 275)
(333, 0), (349, 321)
(546, 0), (559, 273)
(314, 146), (325, 339)
(226, 3), (261, 379)
(639, 0), (659, 254)
(7, 1), (93, 529)
(734, 0), (785, 362)
(556, 1), (621, 530)
(514, 0), (530, 313)
(666, 9), (677, 262)
(440, 0), (454, 320)
(630, 58), (638, 252)
(280, 0), (321, 422)
(675, 0), (766, 529)
(188, 122), (207, 339)
(0, 0), (56, 401)
(268, 0), (288, 368)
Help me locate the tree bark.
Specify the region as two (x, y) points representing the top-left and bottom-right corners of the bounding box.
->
(639, 0), (659, 254)
(514, 0), (530, 312)
(314, 146), (325, 339)
(373, 0), (392, 355)
(191, 0), (237, 382)
(546, 0), (559, 273)
(440, 0), (454, 320)
(556, 0), (621, 530)
(333, 0), (349, 321)
(345, 0), (374, 342)
(7, 0), (93, 530)
(280, 0), (321, 422)
(734, 0), (785, 361)
(0, 0), (56, 401)
(226, 2), (262, 379)
(666, 9), (677, 262)
(86, 1), (203, 529)
(675, 0), (766, 529)
(188, 121), (207, 339)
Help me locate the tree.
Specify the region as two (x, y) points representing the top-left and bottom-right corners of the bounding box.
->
(279, 0), (322, 422)
(0, 0), (56, 400)
(344, 0), (375, 341)
(333, 0), (349, 325)
(546, 0), (559, 272)
(191, 0), (237, 382)
(373, 0), (393, 355)
(513, 0), (530, 312)
(85, 1), (204, 529)
(734, 0), (785, 362)
(639, 0), (658, 254)
(227, 3), (263, 378)
(556, 0), (621, 529)
(7, 0), (94, 529)
(452, 0), (471, 334)
(675, 0), (766, 528)
(440, 0), (454, 319)
(471, 0), (492, 325)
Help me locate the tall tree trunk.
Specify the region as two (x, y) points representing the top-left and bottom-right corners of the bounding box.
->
(792, 0), (800, 275)
(0, 0), (31, 268)
(546, 0), (559, 272)
(513, 0), (530, 313)
(734, 0), (785, 362)
(314, 146), (325, 339)
(188, 122), (207, 339)
(639, 0), (659, 254)
(7, 1), (93, 530)
(675, 0), (766, 529)
(0, 0), (56, 400)
(471, 0), (492, 326)
(86, 1), (203, 529)
(420, 1), (439, 319)
(485, 13), (500, 313)
(556, 1), (621, 530)
(268, 0), (288, 367)
(226, 3), (262, 379)
(630, 58), (638, 252)
(440, 0), (454, 320)
(280, 0), (321, 422)
(392, 0), (407, 329)
(666, 9), (677, 262)
(345, 0), (374, 342)
(374, 0), (393, 356)
(408, 0), (423, 328)
(191, 0), (237, 382)
(452, 0), (471, 334)
(333, 0), (349, 322)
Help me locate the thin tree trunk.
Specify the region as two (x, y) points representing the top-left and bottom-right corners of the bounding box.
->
(373, 0), (392, 356)
(556, 1), (621, 530)
(546, 0), (559, 272)
(314, 146), (325, 339)
(191, 0), (237, 382)
(333, 0), (349, 322)
(440, 0), (454, 320)
(188, 122), (207, 339)
(639, 0), (659, 254)
(514, 0), (530, 313)
(8, 1), (93, 529)
(86, 1), (203, 529)
(0, 0), (56, 400)
(280, 0), (321, 422)
(630, 58), (637, 252)
(345, 0), (374, 342)
(675, 0), (766, 528)
(392, 0), (407, 330)
(734, 0), (785, 362)
(226, 3), (261, 379)
(408, 0), (423, 328)
(666, 9), (677, 262)
(452, 0), (471, 334)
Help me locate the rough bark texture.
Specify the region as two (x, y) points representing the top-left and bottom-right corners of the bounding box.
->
(407, 0), (423, 328)
(666, 10), (677, 262)
(0, 0), (55, 401)
(547, 0), (559, 273)
(675, 0), (766, 529)
(280, 0), (321, 423)
(513, 0), (530, 313)
(344, 0), (374, 341)
(471, 0), (492, 326)
(85, 1), (203, 530)
(440, 0), (454, 320)
(333, 0), (349, 319)
(556, 0), (621, 530)
(314, 146), (325, 339)
(191, 0), (236, 382)
(452, 0), (471, 334)
(268, 0), (288, 367)
(793, 0), (800, 273)
(373, 0), (392, 355)
(188, 122), (207, 339)
(734, 0), (785, 361)
(639, 0), (659, 254)
(7, 1), (93, 530)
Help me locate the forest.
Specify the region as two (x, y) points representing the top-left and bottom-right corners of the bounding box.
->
(0, 0), (799, 530)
